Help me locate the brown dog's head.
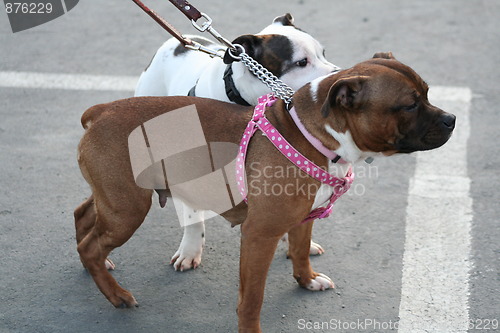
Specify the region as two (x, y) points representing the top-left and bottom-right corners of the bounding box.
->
(295, 52), (456, 162)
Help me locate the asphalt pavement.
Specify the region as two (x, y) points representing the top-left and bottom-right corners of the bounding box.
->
(0, 1), (498, 332)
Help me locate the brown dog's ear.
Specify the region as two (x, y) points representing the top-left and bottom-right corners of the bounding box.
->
(321, 76), (369, 117)
(223, 35), (263, 64)
(372, 51), (395, 60)
(273, 13), (295, 26)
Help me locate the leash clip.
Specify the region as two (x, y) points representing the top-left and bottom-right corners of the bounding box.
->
(185, 41), (225, 58)
(192, 13), (238, 52)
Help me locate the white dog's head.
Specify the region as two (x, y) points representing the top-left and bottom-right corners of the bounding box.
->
(223, 13), (340, 103)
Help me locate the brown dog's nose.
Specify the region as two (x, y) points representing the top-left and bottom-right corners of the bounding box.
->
(440, 113), (456, 130)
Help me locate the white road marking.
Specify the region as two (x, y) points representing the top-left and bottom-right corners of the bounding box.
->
(0, 71), (137, 91)
(398, 86), (473, 332)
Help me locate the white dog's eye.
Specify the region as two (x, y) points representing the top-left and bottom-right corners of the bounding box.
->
(295, 58), (308, 67)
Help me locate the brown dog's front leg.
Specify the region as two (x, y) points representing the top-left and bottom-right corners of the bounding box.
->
(238, 220), (282, 333)
(288, 221), (334, 291)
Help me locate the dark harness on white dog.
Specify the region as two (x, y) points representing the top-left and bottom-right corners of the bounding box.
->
(187, 64), (251, 106)
(223, 65), (251, 106)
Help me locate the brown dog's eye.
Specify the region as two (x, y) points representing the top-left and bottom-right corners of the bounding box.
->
(295, 58), (308, 67)
(403, 102), (418, 112)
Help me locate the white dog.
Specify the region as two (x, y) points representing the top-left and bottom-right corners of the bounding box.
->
(135, 13), (340, 271)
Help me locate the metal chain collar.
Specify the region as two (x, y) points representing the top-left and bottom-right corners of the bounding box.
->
(237, 50), (295, 107)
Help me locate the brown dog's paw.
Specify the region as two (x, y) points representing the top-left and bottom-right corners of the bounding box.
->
(296, 272), (334, 291)
(109, 288), (139, 308)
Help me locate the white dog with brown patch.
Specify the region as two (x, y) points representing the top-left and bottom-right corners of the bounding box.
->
(134, 13), (340, 271)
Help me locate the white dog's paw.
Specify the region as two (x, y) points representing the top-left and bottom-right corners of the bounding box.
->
(170, 251), (202, 272)
(281, 233), (289, 243)
(305, 273), (335, 291)
(309, 240), (325, 256)
(170, 237), (205, 272)
(105, 258), (115, 270)
(282, 234), (325, 257)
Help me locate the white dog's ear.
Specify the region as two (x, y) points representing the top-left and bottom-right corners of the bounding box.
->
(321, 76), (370, 117)
(273, 13), (295, 26)
(223, 35), (263, 64)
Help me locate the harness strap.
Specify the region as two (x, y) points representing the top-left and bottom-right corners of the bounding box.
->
(289, 107), (347, 163)
(236, 94), (354, 224)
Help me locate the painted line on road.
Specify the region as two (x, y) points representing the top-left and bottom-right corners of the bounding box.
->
(398, 86), (473, 332)
(0, 71), (137, 91)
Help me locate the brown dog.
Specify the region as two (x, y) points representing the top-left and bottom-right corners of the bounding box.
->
(74, 53), (455, 332)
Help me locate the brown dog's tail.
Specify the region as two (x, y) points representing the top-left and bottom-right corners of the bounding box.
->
(81, 104), (108, 129)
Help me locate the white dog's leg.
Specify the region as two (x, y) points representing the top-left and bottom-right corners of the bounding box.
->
(171, 219), (206, 272)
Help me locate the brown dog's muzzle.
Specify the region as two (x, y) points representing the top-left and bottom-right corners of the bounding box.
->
(396, 109), (456, 153)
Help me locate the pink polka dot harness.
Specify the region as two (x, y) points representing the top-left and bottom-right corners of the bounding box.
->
(236, 94), (354, 224)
